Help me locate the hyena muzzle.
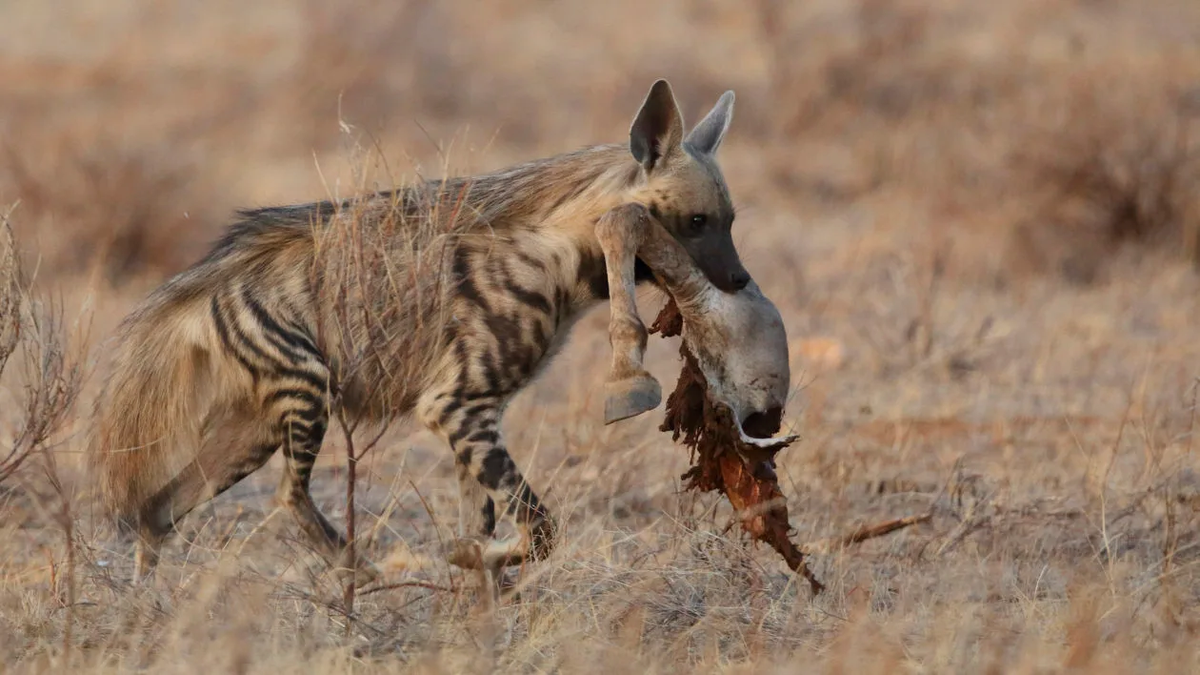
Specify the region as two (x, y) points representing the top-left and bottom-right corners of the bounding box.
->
(88, 79), (752, 583)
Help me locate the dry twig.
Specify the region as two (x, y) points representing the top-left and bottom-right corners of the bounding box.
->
(803, 513), (932, 555)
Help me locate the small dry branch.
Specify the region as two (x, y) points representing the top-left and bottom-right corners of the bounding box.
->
(0, 207), (86, 485)
(803, 512), (932, 555)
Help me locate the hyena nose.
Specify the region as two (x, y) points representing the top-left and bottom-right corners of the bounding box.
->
(729, 271), (751, 291)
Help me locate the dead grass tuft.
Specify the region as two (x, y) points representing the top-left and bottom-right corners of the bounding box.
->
(1, 136), (223, 286)
(0, 209), (86, 484)
(287, 0), (461, 152)
(1009, 69), (1200, 284)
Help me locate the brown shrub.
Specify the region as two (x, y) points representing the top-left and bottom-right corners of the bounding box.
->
(286, 0), (464, 152)
(0, 210), (84, 485)
(1006, 67), (1200, 283)
(0, 135), (223, 286)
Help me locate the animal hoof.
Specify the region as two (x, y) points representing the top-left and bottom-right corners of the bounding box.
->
(527, 515), (557, 562)
(604, 374), (662, 424)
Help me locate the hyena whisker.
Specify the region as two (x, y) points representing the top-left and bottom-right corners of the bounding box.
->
(88, 79), (752, 587)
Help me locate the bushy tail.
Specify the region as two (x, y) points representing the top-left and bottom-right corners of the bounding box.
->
(86, 293), (214, 531)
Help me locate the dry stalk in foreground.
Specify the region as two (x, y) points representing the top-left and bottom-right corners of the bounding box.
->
(0, 206), (87, 665)
(0, 208), (85, 485)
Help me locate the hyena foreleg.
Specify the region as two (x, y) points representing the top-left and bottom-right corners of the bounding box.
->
(455, 464), (496, 539)
(430, 394), (556, 572)
(454, 461), (504, 607)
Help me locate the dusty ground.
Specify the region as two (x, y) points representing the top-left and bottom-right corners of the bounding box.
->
(3, 0), (1200, 672)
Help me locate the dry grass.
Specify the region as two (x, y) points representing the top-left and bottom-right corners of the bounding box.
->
(1006, 63), (1200, 284)
(4, 0), (1200, 672)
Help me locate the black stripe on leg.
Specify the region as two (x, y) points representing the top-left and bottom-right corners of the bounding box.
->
(448, 423), (476, 447)
(476, 447), (515, 491)
(223, 304), (292, 372)
(453, 247), (490, 312)
(269, 367), (330, 393)
(501, 482), (543, 521)
(441, 394), (465, 419)
(265, 388), (324, 407)
(455, 447), (473, 466)
(467, 429), (498, 445)
(478, 349), (504, 395)
(483, 312), (522, 352)
(463, 402), (496, 419)
(514, 251), (547, 273)
(481, 497), (496, 535)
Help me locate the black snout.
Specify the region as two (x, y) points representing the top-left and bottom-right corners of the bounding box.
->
(729, 270), (751, 291)
(741, 406), (783, 439)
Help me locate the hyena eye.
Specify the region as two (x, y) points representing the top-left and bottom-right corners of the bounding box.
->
(687, 214), (708, 233)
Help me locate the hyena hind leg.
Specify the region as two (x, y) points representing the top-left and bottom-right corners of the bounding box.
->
(271, 392), (381, 585)
(130, 411), (281, 583)
(132, 447), (272, 584)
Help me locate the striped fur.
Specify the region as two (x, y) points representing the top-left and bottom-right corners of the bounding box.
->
(87, 79), (748, 580)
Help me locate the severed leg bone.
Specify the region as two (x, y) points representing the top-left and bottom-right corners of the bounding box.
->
(595, 202), (793, 451)
(595, 204), (663, 424)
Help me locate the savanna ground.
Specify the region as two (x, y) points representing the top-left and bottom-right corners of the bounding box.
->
(3, 0), (1200, 672)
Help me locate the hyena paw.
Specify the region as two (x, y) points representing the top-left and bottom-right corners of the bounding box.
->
(446, 516), (557, 571)
(446, 534), (524, 571)
(333, 555), (382, 587)
(528, 516), (557, 562)
(446, 536), (486, 570)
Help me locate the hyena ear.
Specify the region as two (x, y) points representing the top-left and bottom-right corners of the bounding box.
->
(630, 79), (685, 173)
(684, 90), (735, 156)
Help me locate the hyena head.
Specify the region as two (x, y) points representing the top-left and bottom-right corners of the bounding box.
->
(628, 79), (749, 293)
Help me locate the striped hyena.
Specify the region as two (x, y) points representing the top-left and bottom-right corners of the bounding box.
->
(89, 79), (751, 582)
